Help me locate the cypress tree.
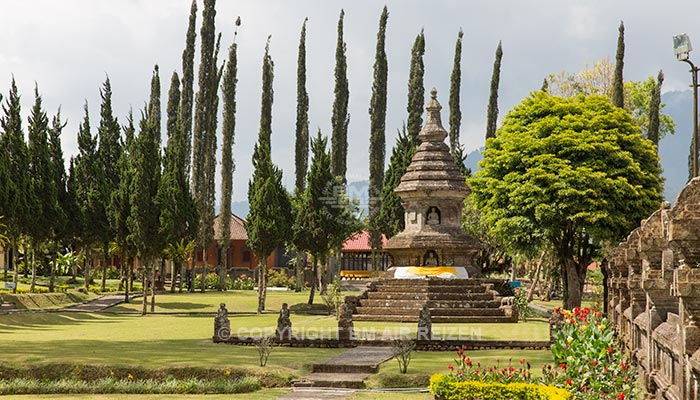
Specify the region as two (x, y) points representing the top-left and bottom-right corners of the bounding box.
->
(648, 70), (663, 147)
(74, 102), (99, 291)
(406, 30), (425, 144)
(485, 41), (503, 140)
(377, 126), (416, 239)
(219, 18), (240, 291)
(611, 21), (625, 108)
(128, 67), (162, 315)
(1, 79), (30, 293)
(368, 6), (389, 267)
(331, 9), (350, 182)
(192, 0), (219, 292)
(96, 77), (122, 291)
(292, 18), (310, 291)
(181, 0), (197, 176)
(27, 85), (50, 293)
(449, 29), (463, 154)
(247, 37), (292, 313)
(47, 108), (68, 292)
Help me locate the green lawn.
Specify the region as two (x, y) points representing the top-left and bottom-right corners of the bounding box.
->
(0, 391), (289, 400)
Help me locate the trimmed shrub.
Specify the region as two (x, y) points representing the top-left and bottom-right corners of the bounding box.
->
(430, 374), (570, 400)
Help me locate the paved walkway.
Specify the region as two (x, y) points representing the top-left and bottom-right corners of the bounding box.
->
(277, 387), (358, 400)
(63, 293), (139, 312)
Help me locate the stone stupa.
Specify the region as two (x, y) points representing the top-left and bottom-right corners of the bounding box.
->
(385, 88), (481, 279)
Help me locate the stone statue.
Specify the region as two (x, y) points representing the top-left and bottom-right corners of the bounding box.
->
(417, 303), (432, 340)
(424, 251), (438, 266)
(214, 303), (231, 340)
(426, 207), (440, 225)
(338, 303), (354, 341)
(276, 302), (292, 340)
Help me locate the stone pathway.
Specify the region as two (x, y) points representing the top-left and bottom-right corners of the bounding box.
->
(287, 346), (395, 394)
(63, 293), (139, 312)
(277, 387), (358, 400)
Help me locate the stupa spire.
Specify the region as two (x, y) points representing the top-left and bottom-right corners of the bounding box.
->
(419, 87), (447, 143)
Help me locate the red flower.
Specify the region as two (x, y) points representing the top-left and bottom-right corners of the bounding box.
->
(566, 379), (572, 386)
(606, 346), (614, 353)
(581, 385), (587, 391)
(620, 361), (628, 371)
(448, 365), (454, 371)
(466, 358), (472, 366)
(559, 363), (567, 370)
(591, 361), (599, 366)
(519, 359), (525, 364)
(618, 393), (625, 400)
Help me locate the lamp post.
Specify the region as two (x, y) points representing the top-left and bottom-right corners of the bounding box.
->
(674, 33), (700, 178)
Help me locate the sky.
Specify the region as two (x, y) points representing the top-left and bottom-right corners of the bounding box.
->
(1, 0), (699, 203)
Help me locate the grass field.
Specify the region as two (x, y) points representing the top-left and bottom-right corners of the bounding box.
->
(0, 390), (434, 399)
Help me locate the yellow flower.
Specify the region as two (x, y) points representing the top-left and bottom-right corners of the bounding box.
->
(127, 373), (134, 381)
(567, 356), (574, 362)
(109, 370), (114, 377)
(581, 326), (587, 332)
(566, 336), (574, 344)
(225, 369), (231, 376)
(599, 324), (606, 330)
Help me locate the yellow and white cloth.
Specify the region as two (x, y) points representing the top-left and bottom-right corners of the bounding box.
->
(393, 266), (468, 279)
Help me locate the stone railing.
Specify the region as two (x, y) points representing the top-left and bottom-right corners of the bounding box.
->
(607, 177), (700, 399)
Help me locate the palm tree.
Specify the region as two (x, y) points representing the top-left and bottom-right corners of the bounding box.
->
(163, 239), (196, 293)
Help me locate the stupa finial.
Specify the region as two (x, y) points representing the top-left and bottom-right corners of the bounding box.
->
(420, 87), (446, 142)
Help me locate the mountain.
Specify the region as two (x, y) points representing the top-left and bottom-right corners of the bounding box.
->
(659, 90), (692, 202)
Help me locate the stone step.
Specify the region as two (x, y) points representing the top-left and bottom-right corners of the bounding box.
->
(374, 285), (487, 294)
(292, 373), (371, 389)
(358, 299), (500, 309)
(312, 363), (380, 374)
(353, 314), (517, 323)
(354, 306), (506, 317)
(366, 292), (495, 301)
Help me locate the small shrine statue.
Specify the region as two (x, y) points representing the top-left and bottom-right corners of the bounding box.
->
(424, 250), (439, 266)
(417, 303), (432, 340)
(338, 303), (354, 341)
(214, 303), (231, 340)
(426, 207), (440, 225)
(276, 302), (292, 340)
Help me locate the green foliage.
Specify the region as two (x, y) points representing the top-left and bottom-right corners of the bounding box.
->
(267, 269), (295, 290)
(377, 126), (416, 238)
(406, 30), (425, 144)
(485, 41), (503, 140)
(320, 276), (343, 319)
(430, 375), (570, 400)
(295, 18), (310, 193)
(449, 29), (463, 154)
(179, 0), (197, 176)
(611, 21), (625, 108)
(232, 274), (255, 290)
(513, 288), (531, 321)
(368, 6), (389, 253)
(549, 306), (638, 399)
(194, 272), (226, 290)
(626, 74), (674, 142)
(27, 85), (52, 244)
(331, 9), (350, 181)
(471, 92), (663, 307)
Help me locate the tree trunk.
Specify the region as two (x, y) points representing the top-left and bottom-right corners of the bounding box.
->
(219, 247), (227, 291)
(29, 246), (36, 293)
(49, 244), (57, 293)
(3, 247), (9, 282)
(180, 261), (187, 293)
(12, 243), (19, 294)
(256, 261), (267, 314)
(141, 262), (148, 315)
(170, 259), (177, 293)
(294, 252), (304, 293)
(527, 250), (546, 302)
(318, 257), (327, 295)
(150, 265), (156, 313)
(83, 251), (90, 291)
(101, 243), (108, 292)
(71, 251), (78, 283)
(124, 256), (131, 303)
(201, 246), (207, 293)
(562, 258), (586, 310)
(307, 258), (317, 305)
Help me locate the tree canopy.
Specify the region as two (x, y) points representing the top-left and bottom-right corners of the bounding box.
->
(471, 92), (663, 308)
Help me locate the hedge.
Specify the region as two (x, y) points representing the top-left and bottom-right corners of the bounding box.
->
(430, 374), (570, 400)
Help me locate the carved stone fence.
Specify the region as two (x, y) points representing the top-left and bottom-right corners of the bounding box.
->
(607, 177), (700, 400)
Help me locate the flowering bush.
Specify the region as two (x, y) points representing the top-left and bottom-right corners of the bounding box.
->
(550, 304), (639, 399)
(449, 345), (535, 384)
(430, 374), (570, 400)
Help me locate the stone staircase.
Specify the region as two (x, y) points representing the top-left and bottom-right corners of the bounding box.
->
(291, 347), (394, 389)
(351, 278), (517, 323)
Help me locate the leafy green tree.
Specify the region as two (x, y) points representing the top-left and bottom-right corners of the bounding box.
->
(180, 0), (197, 176)
(331, 9), (349, 182)
(471, 92), (663, 309)
(485, 41), (503, 140)
(406, 30), (425, 144)
(96, 77), (122, 291)
(109, 110), (137, 301)
(1, 79), (30, 293)
(448, 29), (470, 178)
(47, 108), (68, 292)
(218, 18), (240, 291)
(292, 18), (310, 291)
(612, 21), (625, 108)
(377, 126), (415, 238)
(127, 69), (162, 315)
(368, 6), (389, 269)
(647, 70), (663, 146)
(294, 131), (359, 304)
(27, 85), (49, 293)
(247, 38), (292, 314)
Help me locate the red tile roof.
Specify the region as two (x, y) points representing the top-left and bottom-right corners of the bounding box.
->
(213, 213), (249, 241)
(342, 230), (387, 252)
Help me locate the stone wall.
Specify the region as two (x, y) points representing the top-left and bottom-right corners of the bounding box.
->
(607, 177), (700, 400)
